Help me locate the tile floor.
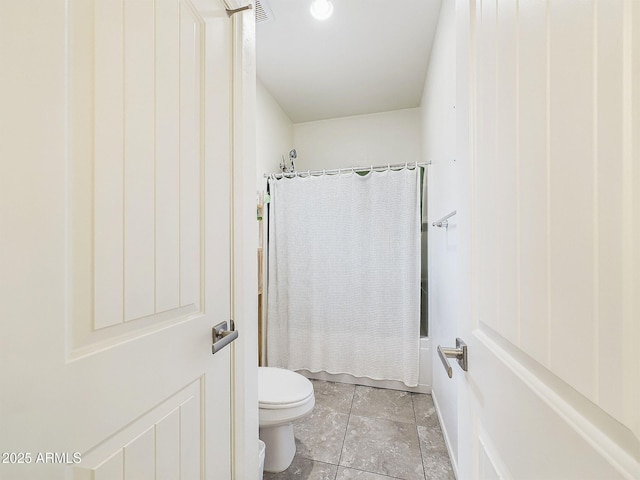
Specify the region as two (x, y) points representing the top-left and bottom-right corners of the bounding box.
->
(263, 380), (455, 480)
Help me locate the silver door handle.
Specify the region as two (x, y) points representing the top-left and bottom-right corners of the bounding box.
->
(437, 338), (468, 378)
(212, 320), (238, 354)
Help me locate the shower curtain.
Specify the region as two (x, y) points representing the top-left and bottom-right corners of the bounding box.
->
(267, 167), (421, 386)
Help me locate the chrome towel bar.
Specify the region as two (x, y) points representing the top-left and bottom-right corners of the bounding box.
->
(432, 210), (456, 228)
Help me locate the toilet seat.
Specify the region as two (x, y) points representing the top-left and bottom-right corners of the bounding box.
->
(258, 367), (314, 410)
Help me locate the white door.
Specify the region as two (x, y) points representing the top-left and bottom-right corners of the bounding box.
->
(0, 1), (240, 478)
(450, 0), (640, 478)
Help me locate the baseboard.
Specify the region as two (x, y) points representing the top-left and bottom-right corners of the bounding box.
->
(431, 389), (459, 479)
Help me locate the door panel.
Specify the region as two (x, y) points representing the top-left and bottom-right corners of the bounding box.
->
(454, 0), (640, 478)
(517, 0), (549, 367)
(122, 0), (157, 322)
(70, 0), (206, 349)
(75, 380), (202, 479)
(93, 0), (125, 329)
(547, 0), (597, 399)
(0, 0), (234, 478)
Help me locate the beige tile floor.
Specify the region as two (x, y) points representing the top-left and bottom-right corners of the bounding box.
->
(263, 380), (455, 480)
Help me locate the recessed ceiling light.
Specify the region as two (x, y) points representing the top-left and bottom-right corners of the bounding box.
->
(310, 0), (333, 21)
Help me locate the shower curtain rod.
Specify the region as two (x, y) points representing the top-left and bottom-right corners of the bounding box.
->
(264, 161), (431, 179)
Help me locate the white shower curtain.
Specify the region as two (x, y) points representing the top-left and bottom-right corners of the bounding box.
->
(267, 167), (421, 386)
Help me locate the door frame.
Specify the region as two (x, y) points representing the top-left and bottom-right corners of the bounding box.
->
(455, 0), (475, 477)
(229, 3), (259, 478)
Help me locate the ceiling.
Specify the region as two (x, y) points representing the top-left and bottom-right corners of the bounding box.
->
(256, 0), (443, 124)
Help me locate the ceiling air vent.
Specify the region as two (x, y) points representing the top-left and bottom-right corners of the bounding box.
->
(255, 0), (274, 24)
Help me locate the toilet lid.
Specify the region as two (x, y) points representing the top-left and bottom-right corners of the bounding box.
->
(258, 367), (314, 408)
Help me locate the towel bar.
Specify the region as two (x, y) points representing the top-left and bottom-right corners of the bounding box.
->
(432, 210), (456, 228)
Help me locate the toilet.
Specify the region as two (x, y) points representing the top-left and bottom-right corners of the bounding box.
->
(258, 367), (315, 473)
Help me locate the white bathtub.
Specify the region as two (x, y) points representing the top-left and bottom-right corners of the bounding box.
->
(298, 337), (432, 393)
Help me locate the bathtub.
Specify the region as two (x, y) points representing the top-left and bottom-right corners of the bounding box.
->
(298, 337), (432, 393)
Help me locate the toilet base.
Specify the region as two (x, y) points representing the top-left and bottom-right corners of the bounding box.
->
(259, 423), (296, 473)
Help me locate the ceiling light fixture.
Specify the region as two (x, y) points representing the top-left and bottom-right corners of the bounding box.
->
(310, 0), (333, 21)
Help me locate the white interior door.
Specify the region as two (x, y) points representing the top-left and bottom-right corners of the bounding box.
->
(451, 0), (640, 479)
(0, 1), (237, 478)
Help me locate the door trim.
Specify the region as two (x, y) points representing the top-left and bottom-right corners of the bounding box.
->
(229, 4), (259, 478)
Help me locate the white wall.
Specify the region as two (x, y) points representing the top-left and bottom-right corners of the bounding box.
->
(256, 79), (293, 190)
(292, 108), (421, 170)
(420, 0), (457, 468)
